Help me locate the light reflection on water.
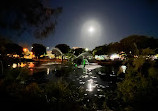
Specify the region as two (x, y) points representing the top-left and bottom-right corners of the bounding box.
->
(47, 68), (50, 75)
(12, 62), (35, 68)
(75, 65), (120, 98)
(86, 79), (95, 92)
(11, 61), (120, 98)
(28, 62), (35, 68)
(12, 63), (18, 68)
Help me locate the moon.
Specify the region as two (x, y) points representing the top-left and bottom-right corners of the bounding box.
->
(88, 26), (95, 33)
(80, 19), (104, 49)
(81, 20), (102, 37)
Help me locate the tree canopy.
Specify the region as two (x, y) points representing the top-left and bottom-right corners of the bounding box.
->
(120, 35), (158, 54)
(55, 44), (70, 54)
(73, 48), (85, 56)
(31, 43), (46, 58)
(0, 36), (23, 56)
(0, 0), (62, 38)
(5, 43), (23, 56)
(92, 35), (158, 56)
(92, 44), (108, 55)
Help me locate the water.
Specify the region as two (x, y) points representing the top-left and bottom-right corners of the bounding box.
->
(11, 61), (120, 98)
(69, 66), (118, 98)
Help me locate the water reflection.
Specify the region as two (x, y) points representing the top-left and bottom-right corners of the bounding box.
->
(47, 68), (50, 75)
(81, 75), (88, 78)
(12, 62), (35, 68)
(29, 68), (34, 75)
(11, 61), (120, 98)
(86, 79), (95, 92)
(120, 65), (127, 73)
(19, 63), (26, 67)
(74, 64), (120, 98)
(12, 63), (17, 68)
(28, 62), (35, 68)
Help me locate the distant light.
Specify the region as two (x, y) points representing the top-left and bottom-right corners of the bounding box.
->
(88, 26), (94, 33)
(29, 62), (34, 68)
(23, 48), (28, 52)
(20, 63), (26, 67)
(30, 52), (33, 55)
(85, 48), (89, 51)
(121, 65), (127, 73)
(110, 53), (120, 60)
(12, 63), (17, 68)
(47, 47), (49, 50)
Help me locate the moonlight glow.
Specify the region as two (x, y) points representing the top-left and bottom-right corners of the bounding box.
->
(88, 26), (95, 33)
(80, 19), (103, 49)
(81, 20), (102, 37)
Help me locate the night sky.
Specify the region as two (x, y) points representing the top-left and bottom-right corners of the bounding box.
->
(2, 0), (158, 50)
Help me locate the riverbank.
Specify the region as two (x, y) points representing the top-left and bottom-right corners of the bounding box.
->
(32, 58), (68, 63)
(96, 60), (123, 66)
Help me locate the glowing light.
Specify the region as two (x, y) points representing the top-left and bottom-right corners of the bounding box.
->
(47, 68), (50, 75)
(85, 48), (89, 51)
(30, 52), (33, 55)
(110, 53), (120, 60)
(28, 62), (34, 68)
(88, 83), (93, 91)
(20, 63), (26, 67)
(88, 26), (94, 32)
(47, 47), (49, 50)
(121, 65), (127, 73)
(87, 79), (95, 92)
(23, 48), (28, 52)
(12, 63), (17, 68)
(81, 20), (103, 39)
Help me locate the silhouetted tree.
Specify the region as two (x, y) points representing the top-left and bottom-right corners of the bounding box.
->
(5, 43), (23, 56)
(141, 48), (155, 55)
(31, 43), (46, 58)
(92, 44), (108, 55)
(117, 56), (158, 111)
(0, 36), (12, 55)
(120, 35), (158, 54)
(55, 44), (70, 54)
(0, 36), (23, 56)
(73, 48), (85, 56)
(107, 42), (123, 54)
(0, 0), (62, 38)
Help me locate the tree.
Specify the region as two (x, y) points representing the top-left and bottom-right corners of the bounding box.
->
(0, 36), (12, 55)
(92, 44), (108, 55)
(31, 43), (46, 58)
(117, 57), (158, 111)
(107, 42), (122, 54)
(73, 48), (85, 56)
(0, 36), (23, 56)
(141, 48), (155, 55)
(120, 35), (158, 55)
(5, 43), (23, 56)
(0, 0), (62, 38)
(55, 44), (70, 54)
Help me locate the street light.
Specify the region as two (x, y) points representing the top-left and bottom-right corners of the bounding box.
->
(23, 48), (28, 52)
(47, 47), (49, 50)
(85, 48), (89, 51)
